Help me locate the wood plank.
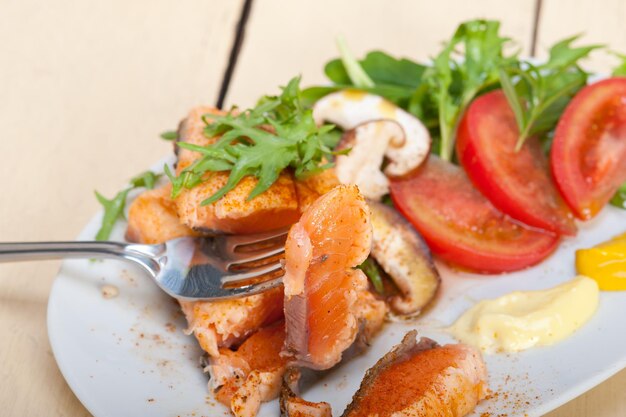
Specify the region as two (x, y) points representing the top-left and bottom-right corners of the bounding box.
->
(226, 0), (537, 107)
(0, 1), (242, 415)
(546, 370), (626, 417)
(536, 0), (626, 73)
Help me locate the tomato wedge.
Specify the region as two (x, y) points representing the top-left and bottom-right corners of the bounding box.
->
(551, 77), (626, 219)
(456, 90), (576, 236)
(389, 156), (560, 273)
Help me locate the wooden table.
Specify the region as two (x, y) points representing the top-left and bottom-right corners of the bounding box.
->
(0, 1), (624, 415)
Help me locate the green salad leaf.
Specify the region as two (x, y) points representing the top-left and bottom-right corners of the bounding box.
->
(611, 55), (626, 212)
(610, 182), (626, 210)
(325, 48), (426, 89)
(424, 19), (518, 160)
(358, 257), (385, 294)
(167, 76), (339, 206)
(94, 171), (162, 241)
(612, 52), (626, 76)
(499, 36), (602, 150)
(160, 130), (178, 141)
(302, 49), (427, 110)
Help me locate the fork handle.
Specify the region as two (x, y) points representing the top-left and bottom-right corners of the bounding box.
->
(0, 241), (141, 262)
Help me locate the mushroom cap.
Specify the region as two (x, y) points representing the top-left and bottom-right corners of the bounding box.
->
(313, 90), (431, 176)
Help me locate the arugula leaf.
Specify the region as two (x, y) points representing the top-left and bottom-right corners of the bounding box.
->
(425, 19), (517, 160)
(500, 36), (601, 150)
(94, 171), (162, 241)
(160, 130), (178, 141)
(130, 170), (161, 189)
(168, 76), (338, 205)
(358, 257), (385, 294)
(94, 190), (130, 241)
(610, 182), (626, 210)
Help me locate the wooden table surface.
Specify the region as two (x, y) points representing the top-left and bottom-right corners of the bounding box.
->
(0, 1), (624, 416)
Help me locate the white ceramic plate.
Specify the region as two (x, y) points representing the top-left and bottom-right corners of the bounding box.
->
(48, 190), (626, 417)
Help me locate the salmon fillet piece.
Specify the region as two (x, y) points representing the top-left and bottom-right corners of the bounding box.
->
(342, 330), (488, 417)
(282, 185), (385, 370)
(208, 322), (288, 417)
(124, 166), (286, 362)
(175, 106), (227, 168)
(126, 184), (198, 244)
(174, 106), (303, 234)
(180, 287), (284, 357)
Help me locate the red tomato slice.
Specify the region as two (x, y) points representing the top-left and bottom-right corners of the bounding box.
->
(456, 90), (576, 236)
(389, 156), (560, 273)
(551, 77), (626, 219)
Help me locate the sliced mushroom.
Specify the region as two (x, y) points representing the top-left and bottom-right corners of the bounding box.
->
(313, 90), (431, 177)
(369, 201), (440, 317)
(335, 120), (404, 200)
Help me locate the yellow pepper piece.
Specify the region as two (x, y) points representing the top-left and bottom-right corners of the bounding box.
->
(576, 232), (626, 291)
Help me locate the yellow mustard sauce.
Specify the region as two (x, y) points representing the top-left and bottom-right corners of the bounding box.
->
(576, 231), (626, 291)
(449, 276), (599, 354)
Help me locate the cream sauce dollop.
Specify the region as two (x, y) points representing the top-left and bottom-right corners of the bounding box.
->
(449, 276), (599, 353)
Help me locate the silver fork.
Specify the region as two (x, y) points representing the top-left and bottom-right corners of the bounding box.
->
(0, 228), (288, 300)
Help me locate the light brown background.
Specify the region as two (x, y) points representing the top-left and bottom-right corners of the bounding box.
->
(0, 1), (624, 416)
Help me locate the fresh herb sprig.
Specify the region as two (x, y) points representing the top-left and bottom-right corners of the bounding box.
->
(166, 76), (340, 206)
(424, 19), (517, 161)
(358, 257), (385, 294)
(94, 171), (161, 240)
(160, 130), (178, 141)
(499, 36), (602, 150)
(612, 52), (626, 77)
(610, 182), (626, 210)
(424, 20), (518, 160)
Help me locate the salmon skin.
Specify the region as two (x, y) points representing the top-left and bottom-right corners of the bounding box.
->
(282, 185), (386, 370)
(342, 330), (488, 417)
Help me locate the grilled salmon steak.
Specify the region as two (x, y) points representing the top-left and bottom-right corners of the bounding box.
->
(126, 184), (198, 244)
(282, 185), (386, 370)
(174, 106), (338, 234)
